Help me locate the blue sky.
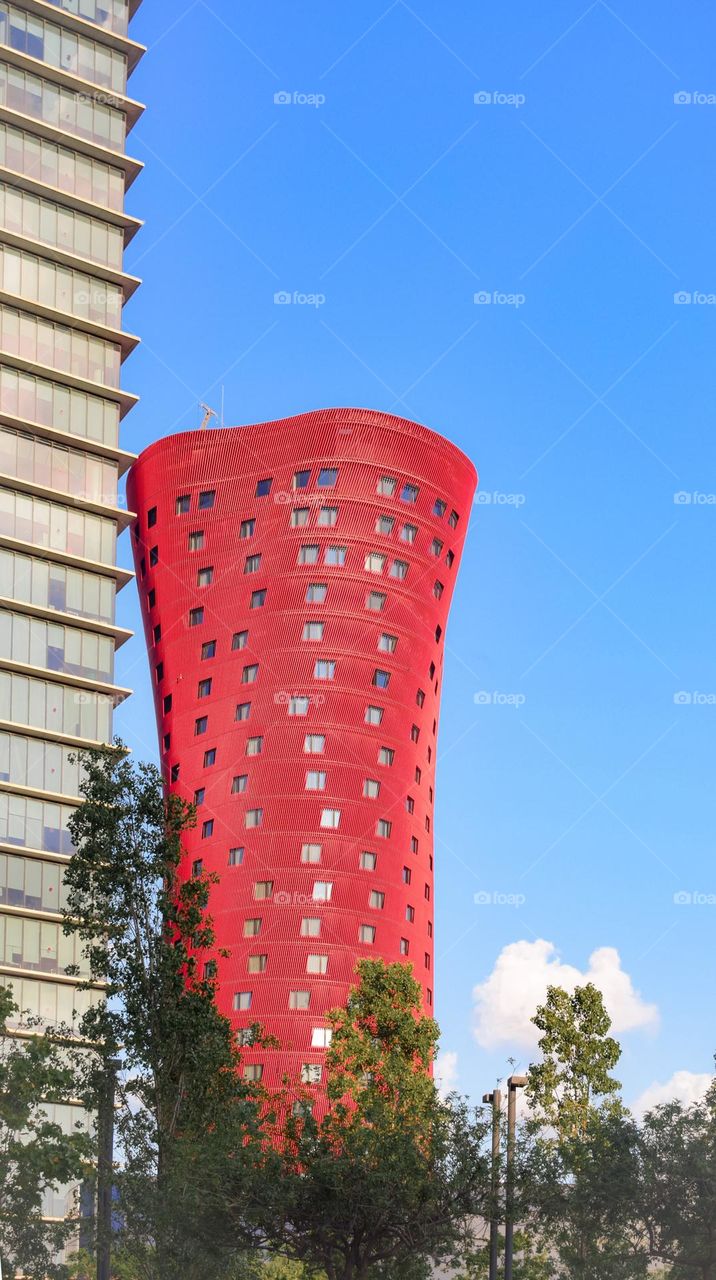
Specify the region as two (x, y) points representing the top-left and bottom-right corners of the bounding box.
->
(116, 0), (716, 1110)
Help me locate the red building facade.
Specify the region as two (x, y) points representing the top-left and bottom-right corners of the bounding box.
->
(127, 408), (477, 1094)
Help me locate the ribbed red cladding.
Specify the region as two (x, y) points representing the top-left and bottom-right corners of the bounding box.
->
(127, 408), (477, 1097)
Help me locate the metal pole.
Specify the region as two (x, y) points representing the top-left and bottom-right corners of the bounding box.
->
(482, 1089), (502, 1280)
(97, 1058), (119, 1280)
(504, 1075), (527, 1280)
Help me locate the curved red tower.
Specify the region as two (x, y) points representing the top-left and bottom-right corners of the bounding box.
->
(127, 408), (476, 1094)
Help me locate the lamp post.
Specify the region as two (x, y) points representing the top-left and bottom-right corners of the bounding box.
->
(504, 1074), (527, 1280)
(97, 1057), (120, 1280)
(481, 1089), (502, 1280)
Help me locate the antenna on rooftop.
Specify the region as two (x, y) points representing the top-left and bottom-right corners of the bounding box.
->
(199, 402), (217, 430)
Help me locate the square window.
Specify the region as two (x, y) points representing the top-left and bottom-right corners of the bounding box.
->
(248, 954), (267, 973)
(246, 736), (263, 756)
(245, 808), (263, 828)
(318, 506), (338, 526)
(229, 847), (244, 866)
(250, 589), (266, 608)
(301, 917), (321, 937)
(400, 483), (419, 504)
(203, 749), (216, 767)
(406, 905), (415, 922)
(147, 506), (157, 527)
(305, 770), (326, 791)
(400, 524), (417, 545)
(360, 851), (377, 870)
(306, 954), (328, 975)
(359, 925), (376, 944)
(232, 630), (248, 650)
(192, 858), (203, 876)
(400, 938), (409, 955)
(365, 705), (383, 725)
(378, 633), (397, 653)
(406, 796), (415, 814)
(189, 607), (204, 627)
(255, 478), (272, 497)
(299, 545), (319, 565)
(378, 747), (394, 766)
(176, 495), (190, 515)
(433, 499), (447, 517)
(325, 545), (346, 566)
(254, 879), (273, 899)
(313, 881), (333, 901)
(365, 552), (386, 574)
(448, 510), (459, 528)
(304, 734), (325, 754)
(201, 819), (214, 838)
(430, 537), (443, 557)
(376, 514), (394, 534)
(291, 508), (310, 528)
(320, 809), (341, 829)
(289, 990), (310, 1009)
(194, 716), (208, 735)
(314, 659), (335, 680)
(198, 490), (215, 510)
(234, 991), (252, 1011)
(244, 916), (261, 935)
(201, 640), (216, 659)
(293, 469), (310, 489)
(301, 843), (322, 864)
(203, 960), (215, 980)
(402, 866), (412, 884)
(306, 583), (327, 603)
(301, 1063), (322, 1084)
(377, 476), (396, 497)
(244, 554), (261, 574)
(197, 678), (212, 698)
(376, 818), (392, 838)
(366, 591), (386, 612)
(189, 530), (204, 551)
(197, 566), (213, 587)
(363, 778), (380, 798)
(240, 519), (255, 538)
(433, 581), (444, 599)
(311, 1027), (332, 1048)
(231, 774), (248, 794)
(302, 621), (324, 641)
(194, 788), (205, 805)
(243, 1063), (264, 1082)
(446, 549), (455, 567)
(373, 669), (390, 689)
(242, 663), (259, 683)
(370, 890), (385, 909)
(317, 467), (338, 487)
(289, 696), (309, 717)
(391, 559), (408, 580)
(235, 701), (251, 721)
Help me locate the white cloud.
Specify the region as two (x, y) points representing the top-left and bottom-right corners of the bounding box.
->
(633, 1070), (713, 1117)
(435, 1050), (459, 1097)
(472, 939), (659, 1050)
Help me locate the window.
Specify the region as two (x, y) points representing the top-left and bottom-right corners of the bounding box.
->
(416, 689), (425, 708)
(378, 747), (394, 766)
(147, 506), (157, 528)
(201, 819), (214, 838)
(301, 843), (322, 864)
(365, 705), (383, 726)
(411, 836), (419, 853)
(376, 514), (394, 534)
(406, 796), (415, 814)
(245, 808), (263, 828)
(176, 495), (190, 514)
(232, 631), (248, 650)
(244, 917), (261, 936)
(246, 736), (263, 756)
(289, 990), (310, 1009)
(424, 883), (431, 900)
(433, 499), (447, 517)
(153, 624), (161, 644)
(429, 662), (436, 679)
(197, 679), (212, 698)
(400, 483), (419, 503)
(400, 938), (409, 955)
(170, 764), (180, 783)
(305, 771), (326, 791)
(325, 545), (346, 566)
(194, 716), (208, 735)
(156, 661), (164, 682)
(311, 1028), (333, 1048)
(365, 552), (386, 574)
(373, 669), (390, 689)
(189, 608), (204, 627)
(425, 953), (431, 970)
(433, 581), (444, 599)
(304, 734), (325, 754)
(299, 544), (319, 565)
(255, 478), (272, 497)
(313, 881), (333, 901)
(240, 518), (255, 538)
(377, 476), (396, 496)
(314, 660), (335, 680)
(427, 919), (433, 935)
(149, 546), (158, 567)
(318, 506), (338, 526)
(415, 765), (422, 782)
(370, 890), (385, 909)
(237, 1028), (255, 1047)
(189, 530), (204, 551)
(391, 559), (408, 580)
(197, 566), (213, 586)
(411, 724), (420, 743)
(306, 954), (328, 975)
(366, 591), (386, 612)
(243, 1064), (263, 1082)
(320, 809), (341, 829)
(360, 851), (377, 870)
(254, 880), (273, 899)
(317, 467), (338, 487)
(427, 989), (433, 1005)
(234, 991), (252, 1011)
(163, 734), (170, 750)
(378, 633), (397, 653)
(229, 847), (244, 866)
(400, 524), (417, 544)
(163, 694), (172, 714)
(203, 960), (216, 979)
(202, 640), (216, 660)
(448, 509), (459, 528)
(231, 775), (248, 794)
(430, 537), (444, 557)
(302, 1063), (323, 1084)
(291, 507), (309, 528)
(288, 696), (309, 717)
(244, 554), (261, 574)
(293, 469), (310, 489)
(235, 702), (251, 721)
(198, 490), (215, 510)
(359, 924), (376, 944)
(363, 778), (380, 799)
(306, 583), (327, 603)
(191, 859), (203, 877)
(250, 589), (266, 608)
(301, 918), (321, 937)
(149, 590), (157, 610)
(402, 866), (412, 884)
(376, 819), (392, 838)
(406, 905), (415, 922)
(248, 954), (267, 973)
(303, 621), (324, 641)
(242, 663), (259, 683)
(446, 549), (455, 567)
(140, 559), (146, 578)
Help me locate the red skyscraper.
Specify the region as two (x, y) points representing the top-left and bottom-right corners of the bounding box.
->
(128, 408), (476, 1095)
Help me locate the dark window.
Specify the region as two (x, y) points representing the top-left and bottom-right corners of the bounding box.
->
(148, 589), (156, 609)
(198, 490), (216, 510)
(433, 499), (446, 517)
(448, 510), (459, 529)
(255, 477), (272, 497)
(240, 519), (255, 538)
(198, 679), (212, 698)
(250, 590), (266, 609)
(163, 694), (172, 714)
(197, 566), (213, 586)
(140, 558), (145, 578)
(147, 506), (157, 527)
(411, 836), (418, 853)
(189, 531), (204, 551)
(228, 847), (244, 866)
(203, 960), (216, 979)
(231, 774), (248, 794)
(176, 495), (190, 514)
(194, 788), (205, 805)
(149, 546), (158, 567)
(400, 483), (419, 503)
(373, 669), (390, 689)
(416, 689), (425, 707)
(435, 624), (442, 643)
(170, 763), (180, 782)
(411, 724), (419, 742)
(189, 608), (204, 627)
(317, 467), (338, 487)
(232, 631), (248, 650)
(293, 470), (310, 489)
(192, 859), (203, 876)
(195, 717), (208, 735)
(203, 749), (216, 767)
(155, 662), (163, 683)
(201, 640), (216, 659)
(163, 733), (170, 750)
(201, 820), (214, 838)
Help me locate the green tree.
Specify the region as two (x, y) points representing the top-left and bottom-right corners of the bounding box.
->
(0, 985), (93, 1278)
(63, 744), (263, 1280)
(526, 983), (621, 1138)
(246, 958), (492, 1280)
(639, 1081), (716, 1279)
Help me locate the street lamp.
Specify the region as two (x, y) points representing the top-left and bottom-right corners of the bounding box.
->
(481, 1089), (502, 1280)
(504, 1074), (528, 1280)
